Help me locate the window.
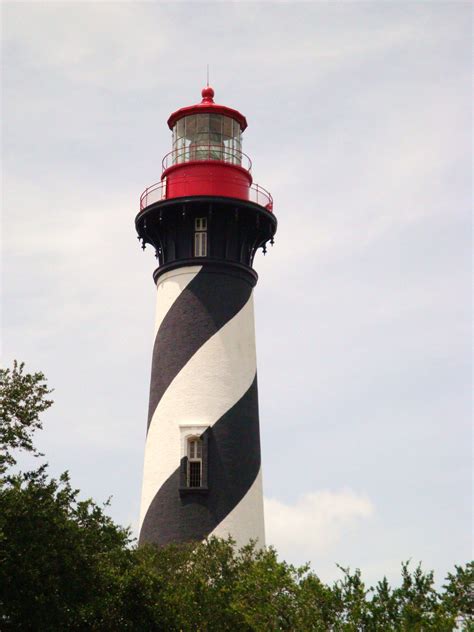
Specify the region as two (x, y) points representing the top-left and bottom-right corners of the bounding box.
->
(194, 232), (207, 257)
(194, 217), (207, 257)
(172, 114), (241, 165)
(179, 426), (209, 494)
(187, 436), (203, 488)
(195, 217), (207, 231)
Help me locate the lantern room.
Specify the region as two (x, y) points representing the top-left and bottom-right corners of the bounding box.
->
(140, 87), (273, 211)
(170, 111), (244, 166)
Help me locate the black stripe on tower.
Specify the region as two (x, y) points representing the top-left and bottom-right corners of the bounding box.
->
(140, 376), (260, 546)
(146, 264), (255, 431)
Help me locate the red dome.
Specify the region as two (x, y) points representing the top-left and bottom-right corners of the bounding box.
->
(167, 86), (247, 131)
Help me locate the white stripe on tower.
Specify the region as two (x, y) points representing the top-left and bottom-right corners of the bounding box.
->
(209, 469), (265, 550)
(138, 264), (265, 547)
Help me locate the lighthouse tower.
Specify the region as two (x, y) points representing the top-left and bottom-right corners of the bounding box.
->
(136, 86), (277, 548)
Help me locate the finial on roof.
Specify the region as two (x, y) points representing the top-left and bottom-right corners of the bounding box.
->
(201, 86), (215, 103)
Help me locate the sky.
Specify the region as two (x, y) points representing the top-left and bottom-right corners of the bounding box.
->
(2, 1), (472, 587)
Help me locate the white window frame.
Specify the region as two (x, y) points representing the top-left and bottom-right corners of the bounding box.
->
(179, 424), (208, 489)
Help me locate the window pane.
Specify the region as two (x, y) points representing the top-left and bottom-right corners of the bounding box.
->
(185, 115), (196, 138)
(189, 461), (201, 487)
(177, 137), (185, 163)
(195, 232), (208, 257)
(209, 142), (223, 160)
(222, 116), (233, 138)
(234, 138), (242, 165)
(195, 233), (203, 257)
(177, 118), (185, 139)
(233, 119), (241, 140)
(210, 114), (222, 135)
(196, 114), (209, 133)
(209, 132), (222, 144)
(195, 217), (207, 231)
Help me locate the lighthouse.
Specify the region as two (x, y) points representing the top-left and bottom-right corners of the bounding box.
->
(136, 86), (277, 548)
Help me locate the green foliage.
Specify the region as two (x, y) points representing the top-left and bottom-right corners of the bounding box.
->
(0, 466), (136, 630)
(0, 360), (53, 472)
(0, 362), (472, 631)
(442, 563), (474, 632)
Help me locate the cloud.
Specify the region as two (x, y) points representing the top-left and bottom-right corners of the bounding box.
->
(264, 490), (374, 564)
(2, 3), (171, 90)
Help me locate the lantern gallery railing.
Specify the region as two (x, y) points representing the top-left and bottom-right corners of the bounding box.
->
(249, 183), (273, 211)
(140, 180), (167, 209)
(140, 178), (273, 212)
(162, 145), (252, 172)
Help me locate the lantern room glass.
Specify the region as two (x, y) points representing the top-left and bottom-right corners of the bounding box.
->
(172, 114), (242, 166)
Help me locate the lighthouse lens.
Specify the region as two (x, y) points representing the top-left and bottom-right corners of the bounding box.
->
(172, 114), (242, 166)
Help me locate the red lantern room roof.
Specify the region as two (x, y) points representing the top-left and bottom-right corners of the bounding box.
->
(167, 86), (248, 131)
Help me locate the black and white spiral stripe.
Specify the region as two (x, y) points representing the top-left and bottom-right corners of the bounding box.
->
(138, 264), (265, 548)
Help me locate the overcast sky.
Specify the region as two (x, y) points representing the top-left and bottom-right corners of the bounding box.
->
(2, 1), (471, 586)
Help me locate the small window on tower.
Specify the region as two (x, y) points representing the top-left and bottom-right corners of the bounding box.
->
(194, 217), (207, 257)
(195, 217), (207, 231)
(179, 427), (209, 495)
(187, 436), (203, 487)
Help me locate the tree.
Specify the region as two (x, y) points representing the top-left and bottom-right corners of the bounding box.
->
(0, 360), (53, 473)
(1, 362), (472, 631)
(0, 362), (150, 630)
